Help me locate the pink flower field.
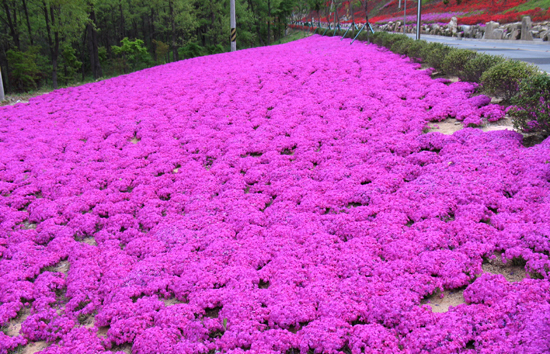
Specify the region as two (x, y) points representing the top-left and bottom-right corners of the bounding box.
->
(1, 36), (550, 354)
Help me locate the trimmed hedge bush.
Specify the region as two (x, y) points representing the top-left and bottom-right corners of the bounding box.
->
(481, 60), (538, 101)
(311, 28), (547, 139)
(420, 42), (452, 71)
(461, 53), (505, 83)
(509, 74), (550, 136)
(441, 49), (476, 76)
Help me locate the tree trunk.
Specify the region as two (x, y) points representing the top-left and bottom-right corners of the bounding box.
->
(169, 0), (178, 61)
(119, 0), (125, 39)
(50, 5), (60, 89)
(267, 0), (271, 45)
(22, 0), (33, 45)
(87, 5), (102, 79)
(3, 0), (20, 48)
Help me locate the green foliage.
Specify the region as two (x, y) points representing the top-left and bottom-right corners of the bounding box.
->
(420, 42), (452, 70)
(207, 44), (225, 55)
(481, 60), (538, 101)
(461, 53), (506, 83)
(60, 45), (82, 85)
(98, 47), (108, 64)
(6, 48), (43, 92)
(405, 40), (428, 60)
(509, 74), (550, 136)
(390, 37), (416, 55)
(178, 42), (205, 59)
(153, 40), (170, 64)
(441, 48), (476, 76)
(112, 38), (152, 72)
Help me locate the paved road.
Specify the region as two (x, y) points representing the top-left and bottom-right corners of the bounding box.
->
(403, 34), (550, 73)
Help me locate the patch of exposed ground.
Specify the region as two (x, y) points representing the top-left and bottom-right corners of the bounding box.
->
(3, 307), (50, 354)
(16, 341), (50, 354)
(422, 289), (466, 313)
(161, 298), (183, 307)
(483, 253), (526, 283)
(44, 260), (70, 274)
(109, 344), (132, 354)
(80, 237), (98, 246)
(4, 307), (30, 337)
(426, 115), (515, 135)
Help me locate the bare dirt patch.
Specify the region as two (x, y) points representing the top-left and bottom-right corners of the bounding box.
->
(483, 253), (526, 283)
(422, 289), (466, 313)
(162, 298), (183, 307)
(427, 115), (515, 135)
(4, 307), (30, 337)
(18, 341), (50, 354)
(44, 260), (70, 274)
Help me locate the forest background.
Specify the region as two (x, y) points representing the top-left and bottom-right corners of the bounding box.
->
(1, 0), (342, 93)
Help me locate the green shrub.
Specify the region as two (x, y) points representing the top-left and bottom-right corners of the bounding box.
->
(419, 42), (452, 70)
(206, 44), (225, 55)
(111, 38), (152, 73)
(60, 45), (82, 85)
(6, 48), (44, 92)
(481, 60), (538, 101)
(441, 48), (476, 76)
(391, 37), (418, 56)
(371, 31), (387, 46)
(461, 53), (505, 83)
(178, 42), (205, 59)
(406, 40), (428, 61)
(509, 73), (550, 136)
(381, 33), (407, 48)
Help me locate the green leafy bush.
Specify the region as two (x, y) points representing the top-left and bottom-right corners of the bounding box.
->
(6, 48), (44, 92)
(509, 73), (550, 136)
(371, 31), (387, 45)
(405, 40), (428, 61)
(178, 42), (205, 59)
(381, 33), (407, 48)
(60, 45), (82, 85)
(481, 60), (538, 101)
(461, 53), (505, 83)
(112, 38), (152, 73)
(390, 36), (415, 55)
(206, 44), (225, 55)
(420, 42), (451, 70)
(441, 48), (476, 76)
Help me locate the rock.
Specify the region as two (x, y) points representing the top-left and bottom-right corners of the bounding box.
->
(483, 21), (500, 39)
(521, 16), (533, 40)
(509, 28), (521, 40)
(448, 17), (458, 34)
(542, 31), (550, 41)
(492, 29), (504, 39)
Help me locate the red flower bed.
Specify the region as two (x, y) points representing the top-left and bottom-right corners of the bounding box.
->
(302, 0), (550, 27)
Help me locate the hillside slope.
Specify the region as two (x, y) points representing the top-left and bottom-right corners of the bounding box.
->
(307, 0), (550, 26)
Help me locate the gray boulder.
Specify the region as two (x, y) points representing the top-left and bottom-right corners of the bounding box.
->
(483, 21), (500, 39)
(521, 16), (533, 40)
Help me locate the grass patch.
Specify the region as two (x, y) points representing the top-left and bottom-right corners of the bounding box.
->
(506, 0), (550, 12)
(271, 31), (312, 45)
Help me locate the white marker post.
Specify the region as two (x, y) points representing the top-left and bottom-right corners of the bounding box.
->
(230, 0), (236, 52)
(0, 67), (4, 102)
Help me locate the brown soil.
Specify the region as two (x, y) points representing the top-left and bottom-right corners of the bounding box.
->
(44, 260), (70, 274)
(427, 115), (515, 135)
(161, 298), (183, 307)
(482, 253), (526, 283)
(423, 289), (466, 313)
(17, 341), (50, 354)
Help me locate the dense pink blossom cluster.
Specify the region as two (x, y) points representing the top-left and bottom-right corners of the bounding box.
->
(1, 36), (549, 353)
